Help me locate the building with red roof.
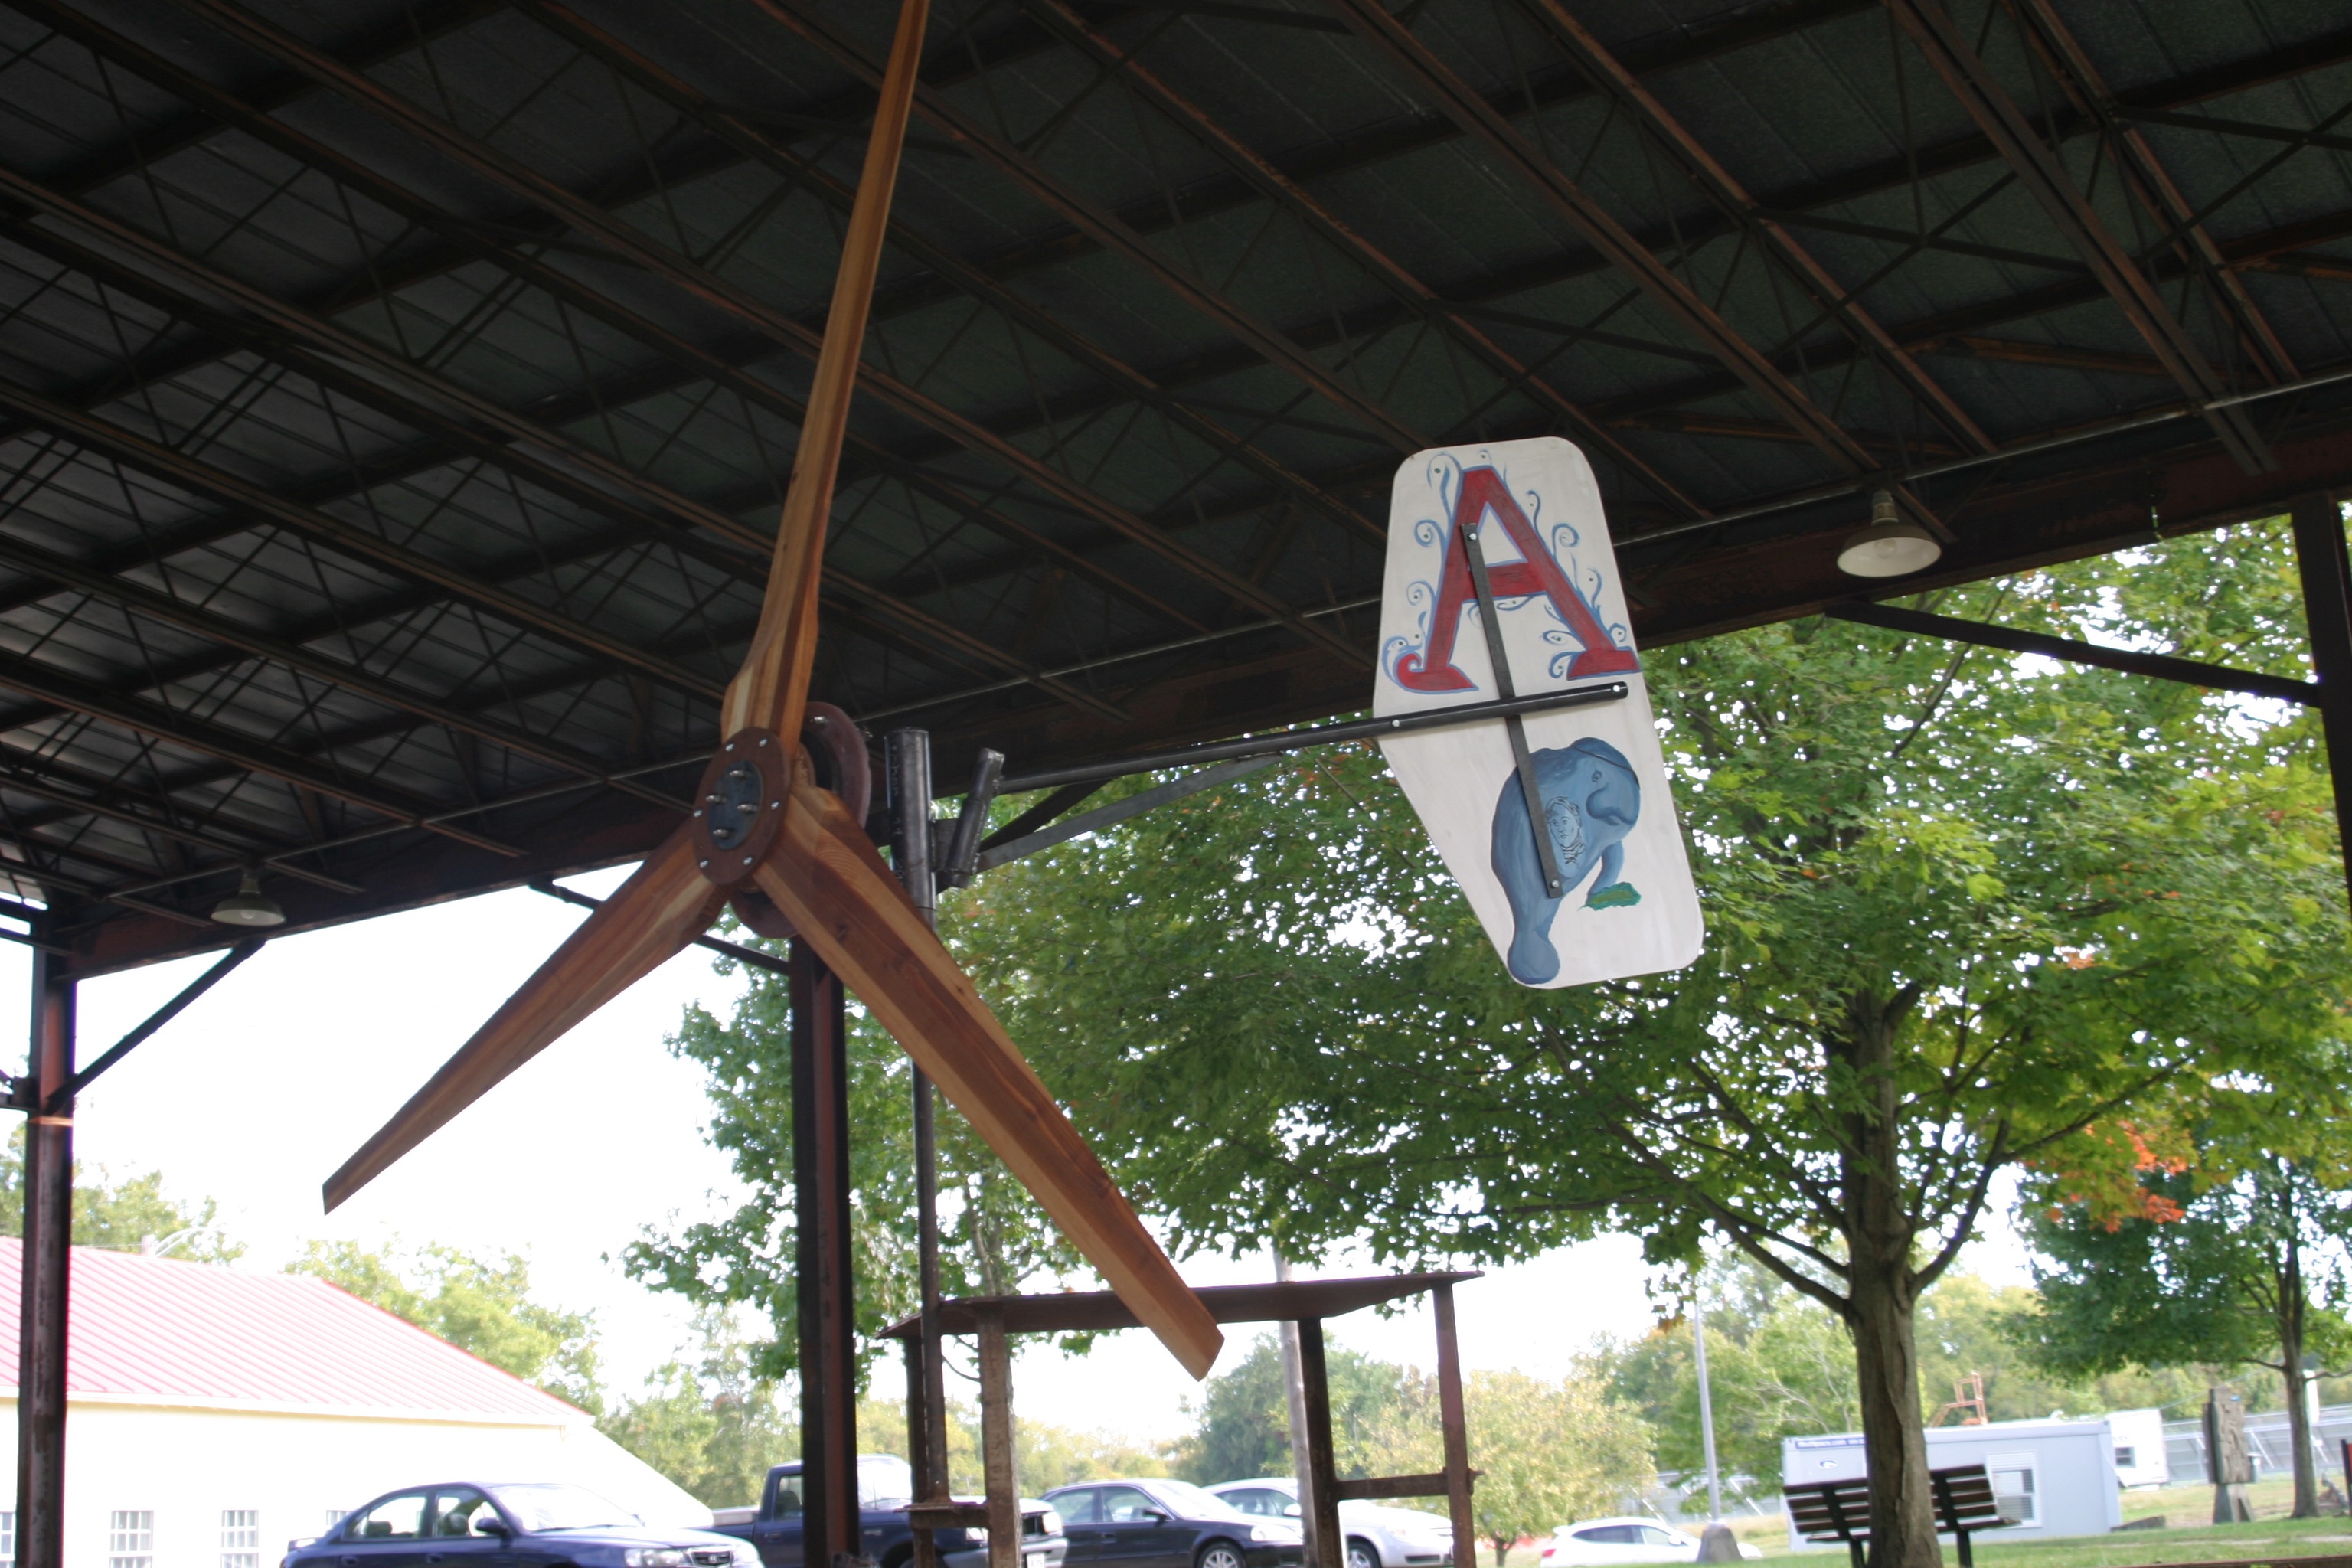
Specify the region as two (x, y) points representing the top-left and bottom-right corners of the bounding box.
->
(0, 1240), (707, 1568)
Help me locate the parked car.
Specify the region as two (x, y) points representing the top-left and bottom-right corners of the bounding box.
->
(1539, 1520), (1760, 1565)
(289, 1481), (760, 1568)
(710, 1455), (1066, 1568)
(1205, 1478), (1453, 1568)
(1040, 1478), (1302, 1568)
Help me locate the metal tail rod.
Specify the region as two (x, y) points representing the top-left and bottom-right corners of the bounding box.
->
(978, 681), (1631, 873)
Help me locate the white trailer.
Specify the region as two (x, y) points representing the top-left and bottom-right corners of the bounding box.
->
(1782, 1418), (2125, 1548)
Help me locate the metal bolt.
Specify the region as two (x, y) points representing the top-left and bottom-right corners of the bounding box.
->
(694, 808), (704, 818)
(725, 740), (736, 751)
(698, 859), (710, 869)
(741, 855), (753, 866)
(737, 802), (758, 815)
(758, 735), (772, 745)
(770, 800), (782, 810)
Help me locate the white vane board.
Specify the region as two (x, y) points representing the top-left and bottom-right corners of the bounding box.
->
(1374, 437), (1703, 988)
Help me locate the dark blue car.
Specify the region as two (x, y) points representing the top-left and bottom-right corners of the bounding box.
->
(286, 1482), (760, 1568)
(1039, 1480), (1302, 1568)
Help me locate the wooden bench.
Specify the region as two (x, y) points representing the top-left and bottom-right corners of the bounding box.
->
(1784, 1463), (2014, 1568)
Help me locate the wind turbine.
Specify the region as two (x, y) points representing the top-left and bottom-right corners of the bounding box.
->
(318, 0), (1220, 1383)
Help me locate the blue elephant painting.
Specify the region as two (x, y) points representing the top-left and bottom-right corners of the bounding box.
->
(1490, 736), (1643, 985)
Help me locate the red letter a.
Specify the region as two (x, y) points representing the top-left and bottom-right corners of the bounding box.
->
(1392, 466), (1639, 693)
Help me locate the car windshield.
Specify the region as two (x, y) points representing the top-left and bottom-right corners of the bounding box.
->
(487, 1485), (636, 1532)
(1147, 1482), (1251, 1522)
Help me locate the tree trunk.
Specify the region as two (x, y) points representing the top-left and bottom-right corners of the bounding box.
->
(1838, 992), (1942, 1568)
(2279, 1220), (2318, 1518)
(1492, 1534), (1511, 1567)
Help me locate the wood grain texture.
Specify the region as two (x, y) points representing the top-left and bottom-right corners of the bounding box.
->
(323, 821), (727, 1210)
(754, 773), (1222, 1378)
(721, 0), (931, 743)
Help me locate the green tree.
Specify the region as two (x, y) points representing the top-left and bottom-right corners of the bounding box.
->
(627, 942), (1084, 1383)
(0, 1127), (242, 1262)
(1171, 1333), (1410, 1484)
(1355, 1367), (1652, 1565)
(2013, 1116), (2352, 1517)
(600, 1311), (795, 1508)
(292, 1239), (601, 1413)
(942, 521), (2350, 1568)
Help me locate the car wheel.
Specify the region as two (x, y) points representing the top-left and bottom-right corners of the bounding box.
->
(1198, 1542), (1248, 1568)
(1347, 1540), (1380, 1568)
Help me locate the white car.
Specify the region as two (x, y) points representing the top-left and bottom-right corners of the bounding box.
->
(1540, 1520), (1761, 1565)
(1207, 1478), (1454, 1568)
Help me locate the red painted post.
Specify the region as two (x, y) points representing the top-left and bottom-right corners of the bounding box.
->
(16, 951), (73, 1568)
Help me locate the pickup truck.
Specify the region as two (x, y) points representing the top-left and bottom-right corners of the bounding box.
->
(709, 1456), (1066, 1568)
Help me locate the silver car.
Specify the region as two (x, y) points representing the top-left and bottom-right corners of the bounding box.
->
(1207, 1479), (1454, 1568)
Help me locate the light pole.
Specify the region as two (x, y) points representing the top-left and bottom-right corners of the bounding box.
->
(1693, 1290), (1723, 1522)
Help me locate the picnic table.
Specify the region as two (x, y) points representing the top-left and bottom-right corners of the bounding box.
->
(1784, 1463), (2015, 1568)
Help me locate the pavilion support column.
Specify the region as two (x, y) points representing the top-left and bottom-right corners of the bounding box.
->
(17, 951), (73, 1568)
(1276, 1258), (1323, 1568)
(1433, 1285), (1477, 1568)
(792, 940), (861, 1568)
(977, 1308), (1019, 1568)
(2289, 492), (2352, 906)
(1296, 1318), (1343, 1568)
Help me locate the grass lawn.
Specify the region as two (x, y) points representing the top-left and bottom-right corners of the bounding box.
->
(1484, 1481), (2352, 1568)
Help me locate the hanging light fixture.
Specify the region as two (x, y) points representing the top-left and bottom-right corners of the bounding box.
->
(210, 868), (285, 927)
(1838, 489), (1941, 577)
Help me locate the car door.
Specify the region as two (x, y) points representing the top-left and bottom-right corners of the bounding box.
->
(424, 1490), (515, 1568)
(1567, 1526), (1638, 1565)
(337, 1492), (431, 1568)
(752, 1471), (807, 1568)
(1630, 1527), (1692, 1563)
(1093, 1488), (1180, 1568)
(1049, 1490), (1105, 1566)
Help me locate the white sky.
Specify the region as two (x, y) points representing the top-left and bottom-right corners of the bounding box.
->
(0, 871), (2031, 1446)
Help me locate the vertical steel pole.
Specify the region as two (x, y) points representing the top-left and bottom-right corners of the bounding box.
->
(17, 946), (72, 1568)
(887, 730), (950, 1561)
(2290, 492), (2352, 907)
(1276, 1257), (1322, 1568)
(792, 941), (861, 1568)
(977, 1308), (1018, 1568)
(1432, 1285), (1476, 1568)
(1296, 1318), (1343, 1568)
(1693, 1293), (1723, 1521)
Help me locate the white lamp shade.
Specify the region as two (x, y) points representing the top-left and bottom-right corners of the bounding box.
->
(1838, 521), (1941, 578)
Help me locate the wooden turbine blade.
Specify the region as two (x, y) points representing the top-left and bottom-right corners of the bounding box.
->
(754, 773), (1224, 1380)
(323, 822), (727, 1211)
(721, 0), (930, 746)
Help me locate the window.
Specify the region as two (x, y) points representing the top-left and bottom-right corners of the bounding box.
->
(1988, 1455), (2038, 1527)
(430, 1492), (497, 1540)
(2, 1510), (15, 1561)
(326, 1510), (351, 1535)
(1049, 1491), (1099, 1526)
(2115, 1446), (2137, 1469)
(224, 1509), (261, 1568)
(1638, 1527), (1686, 1548)
(110, 1511), (155, 1568)
(354, 1494), (428, 1540)
(1576, 1527), (1640, 1545)
(1225, 1491), (1289, 1518)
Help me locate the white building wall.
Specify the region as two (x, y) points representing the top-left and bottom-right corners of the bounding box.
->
(2107, 1410), (2168, 1489)
(0, 1396), (712, 1568)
